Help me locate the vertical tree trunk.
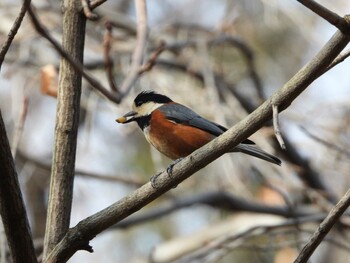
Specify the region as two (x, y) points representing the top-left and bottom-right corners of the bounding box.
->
(42, 0), (86, 259)
(0, 111), (37, 263)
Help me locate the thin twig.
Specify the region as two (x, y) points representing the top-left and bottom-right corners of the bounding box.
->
(170, 214), (327, 263)
(118, 0), (148, 98)
(11, 96), (29, 159)
(297, 0), (350, 33)
(272, 104), (286, 150)
(294, 187), (350, 263)
(0, 0), (31, 71)
(300, 126), (350, 158)
(163, 35), (264, 99)
(114, 191), (311, 229)
(76, 170), (145, 187)
(81, 0), (99, 20)
(89, 0), (107, 10)
(16, 150), (145, 187)
(325, 48), (350, 73)
(103, 21), (119, 93)
(27, 5), (121, 104)
(138, 41), (166, 74)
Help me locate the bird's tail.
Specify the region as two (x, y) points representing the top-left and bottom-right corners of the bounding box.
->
(233, 144), (281, 166)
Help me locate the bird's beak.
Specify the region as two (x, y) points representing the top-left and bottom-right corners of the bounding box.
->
(116, 111), (137, 124)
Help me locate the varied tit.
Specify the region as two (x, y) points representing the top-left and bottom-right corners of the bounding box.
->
(116, 91), (281, 166)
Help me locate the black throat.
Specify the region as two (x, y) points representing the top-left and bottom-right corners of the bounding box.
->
(135, 115), (151, 130)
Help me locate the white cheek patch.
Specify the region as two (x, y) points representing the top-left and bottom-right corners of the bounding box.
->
(137, 102), (163, 116)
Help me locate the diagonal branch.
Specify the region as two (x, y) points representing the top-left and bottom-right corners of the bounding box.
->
(44, 28), (350, 262)
(294, 187), (350, 263)
(297, 0), (350, 33)
(114, 191), (311, 229)
(0, 0), (31, 70)
(300, 126), (350, 158)
(0, 110), (37, 263)
(27, 5), (121, 104)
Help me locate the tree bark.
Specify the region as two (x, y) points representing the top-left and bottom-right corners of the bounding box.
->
(42, 0), (86, 259)
(0, 111), (37, 263)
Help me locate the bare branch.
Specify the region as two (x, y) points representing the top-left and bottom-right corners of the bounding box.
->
(42, 0), (87, 259)
(27, 5), (121, 104)
(103, 21), (119, 93)
(0, 111), (37, 263)
(300, 126), (350, 158)
(294, 187), (350, 263)
(297, 0), (350, 33)
(11, 96), (28, 159)
(0, 0), (31, 70)
(44, 29), (350, 262)
(152, 214), (329, 263)
(272, 104), (286, 150)
(76, 170), (145, 187)
(114, 191), (311, 229)
(89, 0), (108, 10)
(118, 0), (148, 98)
(138, 41), (166, 74)
(325, 48), (350, 72)
(81, 0), (98, 20)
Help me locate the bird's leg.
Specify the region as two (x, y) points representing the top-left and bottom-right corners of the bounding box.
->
(166, 157), (184, 178)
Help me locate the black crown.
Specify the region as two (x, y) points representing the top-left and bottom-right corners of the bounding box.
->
(134, 91), (173, 106)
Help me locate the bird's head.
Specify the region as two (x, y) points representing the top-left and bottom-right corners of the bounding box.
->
(116, 90), (173, 124)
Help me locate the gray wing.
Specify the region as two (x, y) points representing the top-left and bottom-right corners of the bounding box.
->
(159, 103), (226, 136)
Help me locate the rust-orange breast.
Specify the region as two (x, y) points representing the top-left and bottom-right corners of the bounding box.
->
(146, 110), (215, 160)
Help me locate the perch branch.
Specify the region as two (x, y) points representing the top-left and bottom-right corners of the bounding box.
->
(44, 29), (350, 263)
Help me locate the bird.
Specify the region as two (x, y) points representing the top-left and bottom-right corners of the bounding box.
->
(116, 90), (281, 166)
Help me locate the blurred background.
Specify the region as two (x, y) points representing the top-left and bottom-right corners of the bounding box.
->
(1, 0), (350, 262)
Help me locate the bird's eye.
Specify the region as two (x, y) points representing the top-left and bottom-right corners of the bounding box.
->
(135, 100), (143, 106)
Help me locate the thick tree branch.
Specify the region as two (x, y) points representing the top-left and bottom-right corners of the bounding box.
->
(44, 29), (350, 262)
(0, 111), (37, 263)
(42, 0), (87, 260)
(0, 0), (31, 70)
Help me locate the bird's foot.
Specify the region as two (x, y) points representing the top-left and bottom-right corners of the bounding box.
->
(150, 172), (161, 189)
(150, 158), (184, 189)
(166, 158), (184, 178)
